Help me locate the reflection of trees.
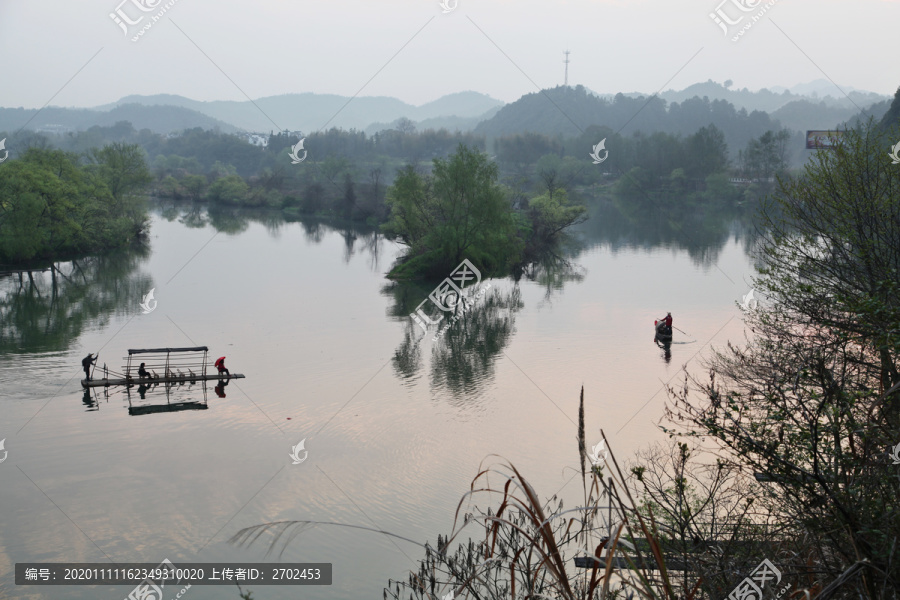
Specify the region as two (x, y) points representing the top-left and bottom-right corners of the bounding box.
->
(572, 195), (765, 270)
(390, 284), (523, 398)
(514, 248), (586, 302)
(207, 207), (250, 236)
(150, 204), (388, 270)
(0, 243), (150, 354)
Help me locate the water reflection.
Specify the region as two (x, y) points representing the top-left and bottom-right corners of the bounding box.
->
(572, 195), (765, 270)
(125, 380), (210, 416)
(214, 378), (229, 398)
(82, 388), (99, 411)
(514, 251), (586, 302)
(654, 337), (672, 364)
(0, 243), (150, 354)
(154, 202), (388, 269)
(388, 284), (524, 399)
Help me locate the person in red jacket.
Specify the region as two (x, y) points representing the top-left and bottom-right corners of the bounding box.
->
(664, 312), (673, 328)
(214, 356), (230, 378)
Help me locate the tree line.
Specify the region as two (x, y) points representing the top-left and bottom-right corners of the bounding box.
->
(0, 144), (151, 264)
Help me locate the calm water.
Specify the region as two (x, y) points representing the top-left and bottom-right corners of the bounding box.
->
(0, 199), (759, 599)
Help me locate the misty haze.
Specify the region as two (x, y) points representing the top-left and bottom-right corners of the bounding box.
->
(1, 2), (899, 600)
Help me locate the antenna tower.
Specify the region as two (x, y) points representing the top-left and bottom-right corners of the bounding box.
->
(564, 50), (571, 86)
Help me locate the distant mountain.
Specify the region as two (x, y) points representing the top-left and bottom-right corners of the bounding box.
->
(364, 105), (503, 136)
(474, 84), (785, 154)
(96, 91), (505, 134)
(770, 100), (864, 133)
(0, 103), (236, 135)
(776, 79), (868, 98)
(591, 79), (889, 117)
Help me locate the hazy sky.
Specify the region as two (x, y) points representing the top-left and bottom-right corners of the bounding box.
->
(1, 0), (898, 109)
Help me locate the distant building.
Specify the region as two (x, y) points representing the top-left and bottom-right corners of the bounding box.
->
(244, 133), (269, 147)
(34, 124), (71, 135)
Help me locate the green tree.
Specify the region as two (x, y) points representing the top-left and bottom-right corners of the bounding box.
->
(87, 142), (153, 223)
(158, 175), (182, 199)
(525, 188), (587, 252)
(181, 174), (207, 201)
(742, 129), (791, 183)
(206, 174), (249, 205)
(0, 147), (149, 262)
(684, 124), (728, 181)
(383, 144), (523, 279)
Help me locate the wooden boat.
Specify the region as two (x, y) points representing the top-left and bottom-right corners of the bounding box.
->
(81, 346), (245, 388)
(654, 320), (673, 343)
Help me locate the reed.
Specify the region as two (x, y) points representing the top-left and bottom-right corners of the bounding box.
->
(229, 388), (807, 599)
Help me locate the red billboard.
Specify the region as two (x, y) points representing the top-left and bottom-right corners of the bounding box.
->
(806, 130), (844, 149)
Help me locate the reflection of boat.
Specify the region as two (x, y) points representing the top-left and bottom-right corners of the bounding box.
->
(654, 320), (672, 343)
(126, 376), (210, 416)
(128, 401), (208, 416)
(81, 346), (245, 388)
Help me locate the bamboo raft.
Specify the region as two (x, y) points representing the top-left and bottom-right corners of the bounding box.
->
(81, 346), (245, 388)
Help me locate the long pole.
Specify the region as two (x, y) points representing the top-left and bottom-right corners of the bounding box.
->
(673, 326), (690, 336)
(90, 353), (99, 380)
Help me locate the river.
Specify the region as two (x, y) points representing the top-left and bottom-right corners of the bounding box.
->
(0, 198), (760, 599)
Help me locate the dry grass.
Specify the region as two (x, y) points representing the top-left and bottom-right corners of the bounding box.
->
(230, 387), (818, 600)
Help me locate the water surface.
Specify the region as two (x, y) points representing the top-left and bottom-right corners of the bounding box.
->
(0, 200), (759, 599)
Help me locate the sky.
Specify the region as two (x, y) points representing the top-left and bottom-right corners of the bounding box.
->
(0, 0), (898, 109)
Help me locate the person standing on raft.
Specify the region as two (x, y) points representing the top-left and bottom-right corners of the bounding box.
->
(664, 312), (673, 328)
(214, 356), (230, 378)
(82, 353), (98, 381)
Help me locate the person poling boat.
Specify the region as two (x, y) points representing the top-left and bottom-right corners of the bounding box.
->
(82, 353), (98, 381)
(654, 312), (674, 343)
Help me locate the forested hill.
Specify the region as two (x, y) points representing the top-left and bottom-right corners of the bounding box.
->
(0, 104), (236, 136)
(879, 86), (900, 131)
(654, 79), (887, 114)
(474, 85), (779, 156)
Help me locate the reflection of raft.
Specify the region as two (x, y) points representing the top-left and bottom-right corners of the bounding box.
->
(82, 373), (244, 388)
(654, 320), (673, 343)
(128, 401), (209, 416)
(80, 346), (245, 388)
